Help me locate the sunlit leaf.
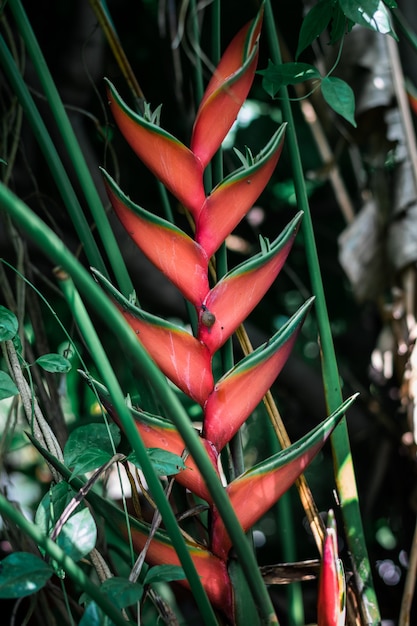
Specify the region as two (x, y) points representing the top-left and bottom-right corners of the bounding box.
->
(0, 306), (18, 341)
(321, 76), (356, 127)
(339, 0), (397, 38)
(0, 552), (53, 598)
(203, 299), (312, 451)
(36, 353), (72, 373)
(56, 508), (97, 562)
(0, 370), (18, 400)
(198, 213), (303, 354)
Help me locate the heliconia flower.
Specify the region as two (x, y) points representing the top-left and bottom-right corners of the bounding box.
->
(105, 79), (206, 217)
(190, 5), (264, 168)
(92, 271), (214, 405)
(210, 398), (356, 559)
(195, 126), (286, 258)
(317, 510), (346, 626)
(129, 409), (219, 503)
(116, 508), (235, 621)
(198, 212), (303, 354)
(101, 169), (210, 306)
(203, 298), (313, 451)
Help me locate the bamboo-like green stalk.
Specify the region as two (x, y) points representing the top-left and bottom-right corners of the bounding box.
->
(263, 2), (380, 624)
(0, 494), (135, 626)
(6, 0), (134, 297)
(0, 35), (107, 278)
(0, 183), (279, 625)
(54, 272), (218, 626)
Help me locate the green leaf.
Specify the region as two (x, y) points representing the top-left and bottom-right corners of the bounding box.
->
(0, 552), (53, 598)
(144, 564), (186, 585)
(296, 0), (333, 59)
(64, 422), (120, 468)
(55, 507), (97, 562)
(100, 577), (143, 608)
(79, 602), (106, 626)
(0, 306), (18, 341)
(339, 0), (397, 37)
(69, 447), (113, 477)
(321, 76), (356, 127)
(329, 4), (352, 43)
(259, 60), (321, 97)
(35, 353), (72, 373)
(128, 448), (186, 476)
(35, 482), (77, 535)
(0, 370), (18, 400)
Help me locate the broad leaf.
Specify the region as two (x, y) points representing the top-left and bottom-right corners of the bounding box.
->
(36, 353), (72, 373)
(198, 213), (303, 354)
(339, 0), (397, 38)
(100, 576), (143, 608)
(102, 170), (210, 306)
(55, 507), (97, 562)
(211, 398), (357, 558)
(79, 602), (103, 626)
(321, 76), (356, 127)
(105, 79), (206, 217)
(64, 422), (120, 469)
(296, 0), (334, 59)
(259, 60), (321, 98)
(35, 482), (77, 535)
(195, 126), (286, 258)
(0, 370), (18, 400)
(0, 306), (18, 341)
(203, 299), (313, 451)
(191, 6), (263, 168)
(0, 552), (53, 598)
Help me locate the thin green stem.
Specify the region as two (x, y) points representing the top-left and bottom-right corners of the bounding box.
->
(56, 272), (218, 626)
(0, 494), (135, 626)
(0, 34), (107, 278)
(7, 0), (134, 297)
(0, 184), (279, 625)
(263, 2), (380, 624)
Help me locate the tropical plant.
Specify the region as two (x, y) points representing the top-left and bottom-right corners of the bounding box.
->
(0, 0), (415, 625)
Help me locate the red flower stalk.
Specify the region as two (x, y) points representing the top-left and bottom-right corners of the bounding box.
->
(317, 510), (346, 626)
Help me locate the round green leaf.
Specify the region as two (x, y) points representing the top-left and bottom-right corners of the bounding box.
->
(0, 370), (19, 400)
(69, 447), (113, 477)
(321, 76), (356, 127)
(56, 507), (97, 562)
(259, 60), (321, 97)
(79, 601), (103, 626)
(0, 306), (18, 342)
(36, 353), (72, 373)
(100, 577), (143, 609)
(0, 552), (53, 598)
(35, 483), (76, 535)
(64, 422), (120, 468)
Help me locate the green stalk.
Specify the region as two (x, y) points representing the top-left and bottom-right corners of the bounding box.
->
(0, 35), (107, 278)
(55, 272), (218, 626)
(263, 2), (380, 624)
(7, 0), (134, 297)
(0, 184), (279, 625)
(0, 494), (135, 626)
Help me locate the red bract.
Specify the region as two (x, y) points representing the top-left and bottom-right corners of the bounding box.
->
(99, 4), (352, 620)
(317, 510), (346, 626)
